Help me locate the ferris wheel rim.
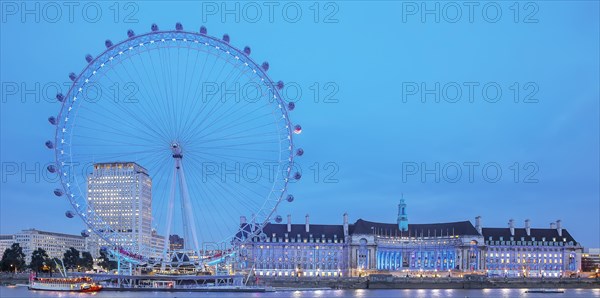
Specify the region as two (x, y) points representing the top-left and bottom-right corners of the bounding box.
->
(52, 27), (297, 259)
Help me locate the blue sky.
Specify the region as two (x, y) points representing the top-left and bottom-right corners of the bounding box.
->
(1, 1), (598, 247)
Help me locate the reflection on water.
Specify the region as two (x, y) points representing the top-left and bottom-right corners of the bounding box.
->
(1, 287), (599, 298)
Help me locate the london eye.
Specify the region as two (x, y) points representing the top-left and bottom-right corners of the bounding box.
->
(46, 23), (302, 270)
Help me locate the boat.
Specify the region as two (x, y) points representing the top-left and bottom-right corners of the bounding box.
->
(28, 275), (102, 292)
(525, 289), (565, 293)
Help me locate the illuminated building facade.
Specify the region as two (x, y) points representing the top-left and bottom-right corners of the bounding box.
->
(482, 219), (583, 277)
(237, 214), (349, 277)
(239, 199), (583, 278)
(582, 248), (600, 273)
(349, 218), (484, 276)
(169, 235), (185, 250)
(0, 229), (88, 263)
(87, 162), (154, 255)
(0, 235), (14, 258)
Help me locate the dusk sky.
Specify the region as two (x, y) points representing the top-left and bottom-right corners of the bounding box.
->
(1, 2), (598, 247)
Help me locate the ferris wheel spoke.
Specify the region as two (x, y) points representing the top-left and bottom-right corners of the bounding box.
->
(69, 150), (165, 162)
(188, 70), (255, 136)
(79, 71), (173, 144)
(193, 124), (285, 145)
(179, 55), (255, 143)
(69, 134), (160, 148)
(184, 158), (261, 235)
(151, 44), (178, 139)
(75, 94), (169, 145)
(166, 43), (189, 141)
(190, 71), (273, 136)
(188, 99), (271, 143)
(114, 49), (176, 141)
(176, 45), (195, 136)
(195, 180), (257, 239)
(186, 149), (279, 164)
(72, 120), (164, 146)
(176, 45), (198, 140)
(179, 46), (231, 134)
(189, 189), (218, 245)
(87, 50), (175, 142)
(184, 128), (277, 152)
(197, 119), (277, 145)
(101, 61), (176, 143)
(184, 153), (276, 196)
(178, 47), (232, 137)
(178, 52), (211, 136)
(140, 46), (181, 140)
(186, 180), (232, 240)
(162, 43), (180, 139)
(145, 157), (174, 242)
(182, 166), (223, 242)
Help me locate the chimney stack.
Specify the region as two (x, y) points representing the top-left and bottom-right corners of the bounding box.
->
(509, 219), (515, 236)
(475, 216), (482, 234)
(556, 220), (562, 237)
(240, 216), (247, 225)
(343, 212), (349, 236)
(550, 222), (556, 229)
(305, 214), (310, 233)
(525, 219), (531, 236)
(287, 214), (292, 233)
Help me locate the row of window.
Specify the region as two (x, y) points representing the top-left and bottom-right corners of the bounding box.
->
(485, 241), (571, 246)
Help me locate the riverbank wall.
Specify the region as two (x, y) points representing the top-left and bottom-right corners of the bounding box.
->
(2, 273), (599, 290)
(255, 276), (600, 290)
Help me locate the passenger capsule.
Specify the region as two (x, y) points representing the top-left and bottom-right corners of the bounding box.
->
(243, 46), (251, 55)
(287, 102), (296, 111)
(48, 116), (57, 125)
(175, 22), (183, 31)
(293, 124), (302, 134)
(45, 141), (54, 149)
(56, 93), (64, 102)
(47, 165), (57, 173)
(286, 194), (294, 202)
(65, 211), (74, 218)
(276, 81), (284, 90)
(200, 26), (207, 35)
(275, 215), (283, 223)
(127, 29), (135, 38)
(222, 34), (230, 43)
(81, 230), (90, 237)
(294, 172), (302, 180)
(105, 40), (113, 48)
(151, 23), (159, 32)
(296, 148), (304, 156)
(85, 54), (93, 63)
(261, 62), (269, 71)
(68, 72), (76, 81)
(53, 188), (63, 197)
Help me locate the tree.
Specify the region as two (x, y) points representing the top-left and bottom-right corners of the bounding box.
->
(78, 251), (94, 271)
(0, 243), (26, 272)
(63, 247), (80, 271)
(30, 248), (50, 273)
(98, 250), (117, 271)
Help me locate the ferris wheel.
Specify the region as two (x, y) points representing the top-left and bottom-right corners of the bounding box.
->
(45, 23), (302, 265)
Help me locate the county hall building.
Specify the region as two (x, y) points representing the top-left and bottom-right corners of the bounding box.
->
(237, 198), (582, 278)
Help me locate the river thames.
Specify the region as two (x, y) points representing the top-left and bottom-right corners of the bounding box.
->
(1, 287), (599, 298)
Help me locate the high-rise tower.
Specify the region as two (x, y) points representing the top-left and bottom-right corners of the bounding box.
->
(87, 162), (153, 252)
